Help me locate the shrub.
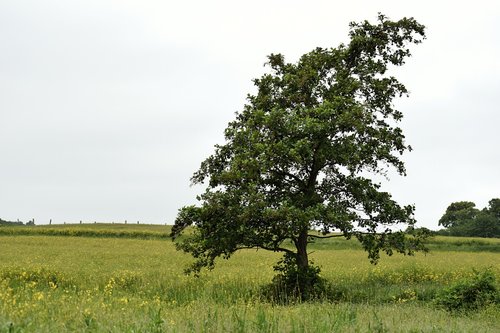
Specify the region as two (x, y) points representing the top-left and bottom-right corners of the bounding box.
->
(261, 253), (341, 303)
(435, 268), (498, 312)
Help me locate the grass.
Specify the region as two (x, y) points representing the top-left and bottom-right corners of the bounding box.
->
(0, 223), (171, 239)
(423, 235), (500, 252)
(0, 224), (499, 332)
(2, 223), (499, 252)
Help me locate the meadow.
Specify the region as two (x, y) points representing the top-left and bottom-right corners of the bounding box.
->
(0, 224), (499, 332)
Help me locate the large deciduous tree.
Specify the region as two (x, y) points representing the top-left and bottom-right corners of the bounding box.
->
(438, 201), (479, 229)
(438, 199), (500, 238)
(171, 14), (427, 296)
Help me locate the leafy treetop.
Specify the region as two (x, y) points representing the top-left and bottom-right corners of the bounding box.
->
(172, 14), (427, 278)
(438, 199), (500, 238)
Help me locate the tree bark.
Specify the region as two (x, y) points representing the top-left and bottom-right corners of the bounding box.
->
(295, 228), (309, 270)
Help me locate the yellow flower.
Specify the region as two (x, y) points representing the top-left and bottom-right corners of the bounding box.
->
(34, 292), (44, 301)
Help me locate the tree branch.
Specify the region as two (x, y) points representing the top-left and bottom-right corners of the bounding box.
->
(308, 230), (403, 239)
(271, 169), (304, 186)
(308, 233), (346, 239)
(235, 245), (295, 255)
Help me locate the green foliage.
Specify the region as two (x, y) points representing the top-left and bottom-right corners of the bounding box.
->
(437, 199), (500, 238)
(435, 269), (498, 312)
(488, 198), (500, 219)
(438, 201), (478, 228)
(262, 253), (337, 303)
(172, 13), (427, 298)
(0, 218), (24, 226)
(468, 212), (499, 238)
(438, 201), (478, 236)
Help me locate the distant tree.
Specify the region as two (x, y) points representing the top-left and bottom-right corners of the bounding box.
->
(172, 14), (427, 298)
(486, 198), (500, 219)
(470, 212), (498, 238)
(405, 226), (435, 236)
(0, 218), (24, 226)
(481, 198), (500, 237)
(438, 199), (500, 238)
(438, 201), (478, 229)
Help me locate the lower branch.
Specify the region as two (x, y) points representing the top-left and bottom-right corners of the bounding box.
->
(308, 234), (346, 239)
(236, 245), (295, 255)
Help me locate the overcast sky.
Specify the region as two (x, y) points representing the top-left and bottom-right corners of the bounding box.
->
(1, 0), (499, 229)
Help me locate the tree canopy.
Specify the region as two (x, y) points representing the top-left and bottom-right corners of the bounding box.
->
(171, 14), (428, 296)
(0, 218), (24, 226)
(438, 199), (500, 238)
(438, 201), (478, 229)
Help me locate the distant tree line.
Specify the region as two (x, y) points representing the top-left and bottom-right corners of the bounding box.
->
(0, 218), (35, 226)
(436, 199), (500, 238)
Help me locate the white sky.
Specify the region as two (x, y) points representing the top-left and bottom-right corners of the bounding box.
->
(1, 0), (499, 229)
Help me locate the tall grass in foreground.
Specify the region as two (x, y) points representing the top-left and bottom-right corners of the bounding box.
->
(0, 232), (499, 332)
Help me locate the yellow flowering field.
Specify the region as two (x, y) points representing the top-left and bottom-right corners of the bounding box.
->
(0, 225), (499, 332)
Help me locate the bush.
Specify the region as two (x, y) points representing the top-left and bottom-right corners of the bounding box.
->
(0, 218), (24, 226)
(261, 253), (340, 303)
(435, 269), (498, 312)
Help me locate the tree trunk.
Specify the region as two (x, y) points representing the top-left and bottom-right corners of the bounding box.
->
(295, 228), (309, 270)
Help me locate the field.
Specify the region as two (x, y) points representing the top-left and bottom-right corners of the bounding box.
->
(0, 224), (499, 332)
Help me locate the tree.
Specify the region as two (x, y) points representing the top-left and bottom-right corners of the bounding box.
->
(486, 198), (500, 219)
(438, 199), (500, 238)
(171, 14), (427, 297)
(470, 212), (498, 238)
(438, 201), (478, 229)
(0, 218), (24, 226)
